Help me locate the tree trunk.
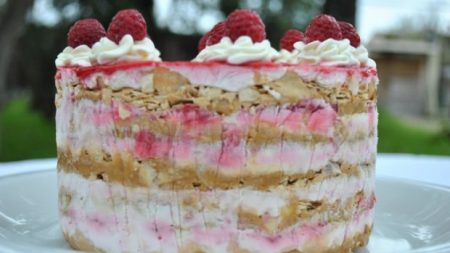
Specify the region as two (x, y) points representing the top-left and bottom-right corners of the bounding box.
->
(323, 0), (356, 25)
(0, 0), (34, 107)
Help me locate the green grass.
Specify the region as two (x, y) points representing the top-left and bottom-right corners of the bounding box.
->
(0, 98), (56, 162)
(378, 109), (450, 155)
(0, 99), (449, 162)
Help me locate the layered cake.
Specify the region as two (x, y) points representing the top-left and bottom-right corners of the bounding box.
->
(55, 9), (377, 253)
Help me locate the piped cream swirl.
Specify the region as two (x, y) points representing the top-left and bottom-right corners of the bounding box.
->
(194, 36), (279, 65)
(92, 35), (161, 64)
(55, 45), (93, 67)
(276, 39), (375, 67)
(55, 34), (161, 67)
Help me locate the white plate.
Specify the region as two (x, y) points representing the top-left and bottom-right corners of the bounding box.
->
(0, 167), (449, 253)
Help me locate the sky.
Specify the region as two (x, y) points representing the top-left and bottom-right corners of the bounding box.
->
(357, 0), (450, 41)
(31, 0), (450, 42)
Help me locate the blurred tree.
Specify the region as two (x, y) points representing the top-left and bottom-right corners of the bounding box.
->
(0, 0), (34, 107)
(3, 0), (356, 117)
(323, 0), (356, 25)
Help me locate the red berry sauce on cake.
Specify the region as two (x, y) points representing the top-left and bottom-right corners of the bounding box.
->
(55, 9), (377, 253)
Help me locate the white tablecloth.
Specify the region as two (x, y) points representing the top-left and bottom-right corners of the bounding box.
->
(1, 154), (449, 186)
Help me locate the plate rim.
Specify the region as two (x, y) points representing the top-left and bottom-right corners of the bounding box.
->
(1, 167), (450, 253)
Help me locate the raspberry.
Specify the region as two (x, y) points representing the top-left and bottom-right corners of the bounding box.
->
(107, 9), (148, 43)
(198, 31), (210, 52)
(279, 29), (305, 51)
(67, 19), (106, 48)
(207, 21), (226, 46)
(305, 14), (342, 43)
(198, 21), (226, 52)
(225, 9), (266, 43)
(338, 21), (360, 47)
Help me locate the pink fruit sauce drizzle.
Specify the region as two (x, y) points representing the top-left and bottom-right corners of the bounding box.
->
(57, 60), (378, 86)
(86, 213), (116, 234)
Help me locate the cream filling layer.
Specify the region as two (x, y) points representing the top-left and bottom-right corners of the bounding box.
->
(59, 170), (374, 253)
(61, 209), (373, 253)
(61, 169), (375, 215)
(58, 132), (376, 177)
(56, 98), (376, 174)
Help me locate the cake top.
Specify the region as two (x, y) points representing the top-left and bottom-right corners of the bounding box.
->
(56, 9), (375, 68)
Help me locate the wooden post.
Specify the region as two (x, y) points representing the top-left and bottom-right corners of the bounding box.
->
(425, 39), (442, 116)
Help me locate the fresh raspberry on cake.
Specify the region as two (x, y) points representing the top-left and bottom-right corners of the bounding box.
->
(225, 9), (266, 43)
(67, 18), (106, 48)
(280, 29), (305, 51)
(338, 21), (360, 47)
(207, 21), (226, 46)
(107, 9), (148, 43)
(305, 14), (342, 43)
(198, 31), (210, 52)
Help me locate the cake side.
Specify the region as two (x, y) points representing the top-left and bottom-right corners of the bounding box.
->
(56, 61), (377, 186)
(55, 9), (377, 253)
(56, 61), (377, 253)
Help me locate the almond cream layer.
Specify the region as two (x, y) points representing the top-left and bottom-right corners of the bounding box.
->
(59, 170), (374, 253)
(56, 98), (377, 167)
(58, 166), (375, 214)
(56, 63), (377, 117)
(58, 147), (374, 191)
(56, 96), (377, 145)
